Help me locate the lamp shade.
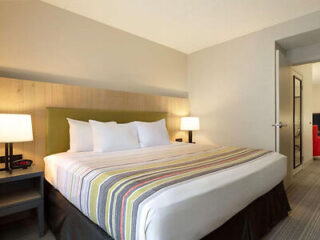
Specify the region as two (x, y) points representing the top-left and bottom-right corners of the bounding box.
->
(181, 117), (200, 131)
(0, 114), (33, 143)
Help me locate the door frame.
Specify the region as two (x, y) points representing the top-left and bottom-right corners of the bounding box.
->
(275, 50), (280, 152)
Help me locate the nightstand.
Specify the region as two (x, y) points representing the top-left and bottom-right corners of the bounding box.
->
(0, 166), (44, 237)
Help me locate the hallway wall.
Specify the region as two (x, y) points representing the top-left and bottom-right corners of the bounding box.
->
(188, 11), (320, 151)
(313, 84), (320, 113)
(292, 64), (313, 166)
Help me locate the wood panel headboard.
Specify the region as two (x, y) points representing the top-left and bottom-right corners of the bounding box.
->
(0, 77), (189, 169)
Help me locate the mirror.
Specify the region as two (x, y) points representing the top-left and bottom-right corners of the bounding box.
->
(293, 76), (302, 168)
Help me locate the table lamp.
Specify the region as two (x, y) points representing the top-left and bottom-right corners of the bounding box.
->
(0, 114), (33, 173)
(181, 117), (200, 143)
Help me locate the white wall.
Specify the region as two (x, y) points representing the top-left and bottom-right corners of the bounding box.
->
(188, 11), (320, 150)
(292, 64), (313, 165)
(313, 84), (320, 113)
(287, 42), (320, 65)
(0, 1), (187, 97)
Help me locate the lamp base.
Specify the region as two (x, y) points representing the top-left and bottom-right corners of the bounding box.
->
(188, 131), (193, 143)
(0, 143), (14, 174)
(187, 131), (196, 144)
(0, 168), (13, 174)
(0, 154), (23, 163)
(0, 166), (12, 174)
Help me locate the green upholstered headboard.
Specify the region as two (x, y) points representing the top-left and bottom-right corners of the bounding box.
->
(46, 107), (168, 156)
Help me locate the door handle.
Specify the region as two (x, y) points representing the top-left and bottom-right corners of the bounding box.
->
(272, 122), (287, 128)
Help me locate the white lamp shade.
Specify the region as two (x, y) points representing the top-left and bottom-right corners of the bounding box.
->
(181, 117), (200, 131)
(0, 114), (33, 143)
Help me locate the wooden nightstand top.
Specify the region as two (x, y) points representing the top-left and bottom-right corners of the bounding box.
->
(0, 166), (43, 183)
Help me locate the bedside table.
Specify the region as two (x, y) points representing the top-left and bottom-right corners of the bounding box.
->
(0, 166), (44, 237)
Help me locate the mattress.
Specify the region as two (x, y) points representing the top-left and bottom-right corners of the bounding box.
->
(44, 143), (287, 240)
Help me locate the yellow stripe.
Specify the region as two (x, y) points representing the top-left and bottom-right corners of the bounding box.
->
(69, 166), (82, 200)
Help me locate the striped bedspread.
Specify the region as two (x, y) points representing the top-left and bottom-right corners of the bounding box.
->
(54, 144), (270, 240)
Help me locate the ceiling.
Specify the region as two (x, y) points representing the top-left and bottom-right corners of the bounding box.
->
(277, 29), (320, 50)
(313, 62), (320, 84)
(42, 0), (320, 54)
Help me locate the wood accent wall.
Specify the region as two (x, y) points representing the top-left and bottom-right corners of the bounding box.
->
(0, 77), (189, 169)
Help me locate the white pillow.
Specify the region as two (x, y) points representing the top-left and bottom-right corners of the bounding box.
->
(89, 120), (139, 152)
(67, 118), (93, 152)
(135, 119), (171, 147)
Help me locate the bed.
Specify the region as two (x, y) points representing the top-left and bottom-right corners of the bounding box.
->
(44, 107), (290, 240)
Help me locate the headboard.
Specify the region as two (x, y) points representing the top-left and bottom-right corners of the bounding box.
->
(46, 107), (168, 155)
(0, 77), (189, 169)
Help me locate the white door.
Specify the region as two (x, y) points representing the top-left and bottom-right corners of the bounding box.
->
(275, 49), (293, 185)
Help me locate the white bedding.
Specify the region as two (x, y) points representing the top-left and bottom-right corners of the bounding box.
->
(44, 143), (287, 240)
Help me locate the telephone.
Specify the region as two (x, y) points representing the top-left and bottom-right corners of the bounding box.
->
(12, 159), (33, 169)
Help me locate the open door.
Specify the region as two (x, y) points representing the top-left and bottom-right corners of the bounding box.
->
(275, 49), (293, 186)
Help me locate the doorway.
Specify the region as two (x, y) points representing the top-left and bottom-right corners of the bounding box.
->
(275, 41), (320, 185)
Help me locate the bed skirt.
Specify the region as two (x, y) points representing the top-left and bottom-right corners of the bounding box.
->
(45, 181), (290, 240)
